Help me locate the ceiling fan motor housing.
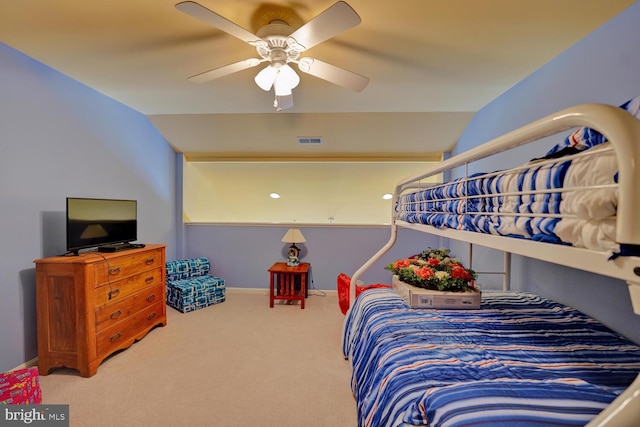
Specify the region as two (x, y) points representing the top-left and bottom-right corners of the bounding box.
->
(255, 21), (302, 66)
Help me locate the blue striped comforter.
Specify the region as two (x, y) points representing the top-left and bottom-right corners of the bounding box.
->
(395, 142), (620, 253)
(342, 289), (640, 426)
(396, 160), (572, 242)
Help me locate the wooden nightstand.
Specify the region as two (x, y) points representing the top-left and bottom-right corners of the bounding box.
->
(268, 262), (310, 309)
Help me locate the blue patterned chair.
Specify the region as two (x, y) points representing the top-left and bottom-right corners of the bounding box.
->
(165, 257), (226, 313)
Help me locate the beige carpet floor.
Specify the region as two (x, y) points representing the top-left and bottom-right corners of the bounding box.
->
(38, 289), (357, 427)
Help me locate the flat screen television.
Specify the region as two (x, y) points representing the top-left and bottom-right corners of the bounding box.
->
(66, 197), (137, 255)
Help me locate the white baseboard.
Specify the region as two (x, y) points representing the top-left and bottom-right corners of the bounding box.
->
(225, 287), (268, 294)
(226, 287), (336, 295)
(309, 289), (337, 295)
(12, 357), (38, 371)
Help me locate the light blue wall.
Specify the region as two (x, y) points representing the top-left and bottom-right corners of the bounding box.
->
(448, 1), (640, 343)
(0, 43), (177, 372)
(2, 0), (638, 371)
(183, 225), (443, 290)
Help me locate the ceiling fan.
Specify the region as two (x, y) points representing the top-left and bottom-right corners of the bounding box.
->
(175, 1), (369, 111)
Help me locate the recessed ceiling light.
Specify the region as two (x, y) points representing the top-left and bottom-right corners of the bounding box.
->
(382, 193), (393, 200)
(270, 193), (281, 199)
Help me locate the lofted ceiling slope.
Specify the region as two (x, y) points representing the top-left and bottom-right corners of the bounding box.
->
(1, 0), (634, 158)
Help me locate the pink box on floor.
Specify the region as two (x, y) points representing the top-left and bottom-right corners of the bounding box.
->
(0, 367), (42, 404)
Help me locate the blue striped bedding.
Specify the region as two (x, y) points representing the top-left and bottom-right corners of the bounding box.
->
(395, 96), (640, 255)
(342, 289), (640, 426)
(395, 145), (619, 253)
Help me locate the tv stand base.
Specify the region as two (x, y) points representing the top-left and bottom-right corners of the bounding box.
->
(98, 243), (132, 252)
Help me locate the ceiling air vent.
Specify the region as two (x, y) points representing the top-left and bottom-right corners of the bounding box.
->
(297, 136), (323, 145)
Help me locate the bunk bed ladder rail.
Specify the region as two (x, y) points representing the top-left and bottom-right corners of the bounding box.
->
(468, 243), (511, 291)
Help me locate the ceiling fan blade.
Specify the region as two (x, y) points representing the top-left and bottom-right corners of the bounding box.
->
(189, 58), (262, 83)
(297, 58), (369, 92)
(288, 1), (361, 51)
(175, 1), (262, 45)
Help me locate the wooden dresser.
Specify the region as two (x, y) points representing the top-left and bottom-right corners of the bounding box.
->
(34, 244), (167, 377)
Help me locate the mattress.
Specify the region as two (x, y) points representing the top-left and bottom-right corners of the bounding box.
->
(342, 289), (640, 427)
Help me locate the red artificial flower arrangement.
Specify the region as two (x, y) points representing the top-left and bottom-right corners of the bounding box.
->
(386, 247), (477, 292)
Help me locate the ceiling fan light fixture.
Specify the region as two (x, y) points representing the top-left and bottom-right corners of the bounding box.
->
(255, 66), (276, 91)
(275, 94), (294, 111)
(274, 84), (292, 97)
(274, 65), (300, 96)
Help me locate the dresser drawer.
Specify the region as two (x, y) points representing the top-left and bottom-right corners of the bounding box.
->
(94, 267), (162, 307)
(93, 248), (163, 287)
(34, 244), (166, 377)
(95, 284), (164, 333)
(96, 301), (164, 357)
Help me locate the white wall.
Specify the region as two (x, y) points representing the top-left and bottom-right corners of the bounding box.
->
(448, 1), (640, 343)
(183, 161), (438, 224)
(0, 43), (178, 372)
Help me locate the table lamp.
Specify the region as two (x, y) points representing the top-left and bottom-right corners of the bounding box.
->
(282, 228), (306, 266)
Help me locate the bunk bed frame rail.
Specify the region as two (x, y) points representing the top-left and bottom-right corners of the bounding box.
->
(349, 103), (640, 312)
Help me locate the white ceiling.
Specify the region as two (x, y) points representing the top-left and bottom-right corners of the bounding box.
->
(1, 0), (634, 158)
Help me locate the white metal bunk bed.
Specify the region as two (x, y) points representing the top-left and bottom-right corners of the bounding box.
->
(345, 102), (640, 427)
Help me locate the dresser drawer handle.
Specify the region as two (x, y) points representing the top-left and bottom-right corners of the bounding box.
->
(109, 332), (122, 343)
(145, 276), (154, 284)
(145, 258), (155, 265)
(109, 288), (120, 299)
(110, 310), (122, 320)
(147, 312), (157, 321)
(146, 294), (156, 303)
(109, 267), (121, 275)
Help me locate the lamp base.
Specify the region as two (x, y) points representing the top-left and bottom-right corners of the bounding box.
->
(286, 243), (301, 266)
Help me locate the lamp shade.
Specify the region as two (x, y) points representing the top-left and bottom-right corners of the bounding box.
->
(281, 228), (306, 244)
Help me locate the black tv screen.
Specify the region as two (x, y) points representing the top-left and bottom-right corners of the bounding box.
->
(66, 197), (137, 254)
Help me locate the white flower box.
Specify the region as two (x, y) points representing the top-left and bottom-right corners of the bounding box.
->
(392, 275), (481, 309)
